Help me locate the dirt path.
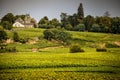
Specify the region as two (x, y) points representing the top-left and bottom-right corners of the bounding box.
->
(41, 46), (64, 50)
(114, 41), (120, 46)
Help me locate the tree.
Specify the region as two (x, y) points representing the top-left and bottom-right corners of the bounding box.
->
(38, 16), (49, 28)
(73, 24), (85, 31)
(15, 14), (26, 20)
(1, 13), (15, 24)
(68, 14), (78, 27)
(64, 23), (73, 31)
(111, 17), (120, 34)
(77, 3), (84, 23)
(43, 29), (71, 44)
(84, 15), (95, 31)
(50, 18), (61, 28)
(1, 21), (12, 30)
(13, 32), (19, 42)
(95, 16), (112, 33)
(90, 24), (101, 32)
(0, 26), (7, 42)
(43, 29), (54, 41)
(60, 13), (69, 29)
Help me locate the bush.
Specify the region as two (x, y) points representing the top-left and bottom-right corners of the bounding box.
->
(1, 21), (12, 30)
(0, 29), (7, 42)
(13, 32), (19, 42)
(43, 29), (54, 41)
(6, 47), (17, 52)
(19, 38), (29, 44)
(70, 44), (84, 53)
(43, 29), (71, 44)
(96, 48), (107, 52)
(0, 44), (17, 53)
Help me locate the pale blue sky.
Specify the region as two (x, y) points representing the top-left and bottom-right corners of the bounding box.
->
(0, 0), (120, 21)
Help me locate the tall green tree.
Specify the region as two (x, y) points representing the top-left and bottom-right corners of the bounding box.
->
(68, 13), (78, 27)
(77, 3), (84, 23)
(60, 13), (69, 28)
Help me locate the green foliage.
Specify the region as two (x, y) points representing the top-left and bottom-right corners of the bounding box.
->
(90, 24), (100, 32)
(39, 24), (55, 29)
(13, 32), (19, 42)
(68, 14), (78, 27)
(15, 14), (26, 20)
(38, 16), (50, 28)
(6, 46), (17, 52)
(43, 29), (54, 40)
(50, 18), (61, 28)
(70, 44), (84, 53)
(43, 29), (71, 43)
(0, 29), (7, 42)
(111, 17), (120, 34)
(64, 24), (73, 30)
(84, 15), (95, 31)
(19, 38), (29, 44)
(73, 24), (85, 31)
(106, 43), (120, 48)
(96, 48), (107, 52)
(1, 13), (15, 24)
(0, 26), (3, 30)
(0, 44), (17, 53)
(77, 3), (84, 19)
(1, 21), (12, 30)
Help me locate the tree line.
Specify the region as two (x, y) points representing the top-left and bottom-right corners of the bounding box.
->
(0, 3), (120, 34)
(38, 3), (120, 34)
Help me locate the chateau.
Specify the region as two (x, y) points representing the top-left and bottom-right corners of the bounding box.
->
(13, 14), (38, 28)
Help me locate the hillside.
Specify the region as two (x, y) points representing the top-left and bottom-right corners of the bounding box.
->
(0, 28), (120, 79)
(5, 28), (120, 52)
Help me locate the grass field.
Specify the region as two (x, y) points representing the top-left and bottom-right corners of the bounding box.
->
(0, 28), (120, 79)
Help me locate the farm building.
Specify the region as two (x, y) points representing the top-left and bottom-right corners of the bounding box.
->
(13, 14), (38, 28)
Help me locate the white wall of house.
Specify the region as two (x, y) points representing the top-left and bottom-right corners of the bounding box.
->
(13, 22), (24, 27)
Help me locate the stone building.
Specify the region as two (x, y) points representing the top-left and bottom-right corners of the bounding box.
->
(13, 14), (38, 28)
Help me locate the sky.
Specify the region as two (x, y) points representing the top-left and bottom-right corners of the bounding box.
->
(0, 0), (120, 21)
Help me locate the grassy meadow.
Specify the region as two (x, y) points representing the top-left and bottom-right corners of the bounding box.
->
(0, 28), (120, 79)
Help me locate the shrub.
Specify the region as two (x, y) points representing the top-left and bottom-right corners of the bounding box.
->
(0, 44), (17, 53)
(13, 32), (19, 42)
(1, 21), (12, 30)
(19, 38), (29, 44)
(6, 47), (17, 52)
(43, 29), (71, 44)
(96, 48), (107, 52)
(70, 44), (84, 53)
(43, 29), (54, 41)
(0, 29), (7, 42)
(0, 44), (7, 53)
